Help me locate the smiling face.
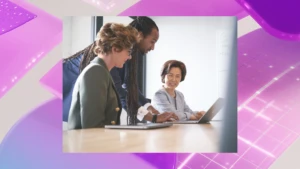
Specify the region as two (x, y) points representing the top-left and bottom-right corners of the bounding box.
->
(163, 67), (182, 90)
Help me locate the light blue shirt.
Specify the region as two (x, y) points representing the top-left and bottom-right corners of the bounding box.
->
(152, 87), (198, 120)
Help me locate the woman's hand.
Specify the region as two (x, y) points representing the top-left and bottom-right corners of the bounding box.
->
(195, 111), (206, 119)
(156, 112), (178, 122)
(189, 114), (198, 120)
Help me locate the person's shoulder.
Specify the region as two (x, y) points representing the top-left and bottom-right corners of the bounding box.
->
(63, 54), (82, 70)
(81, 63), (109, 80)
(154, 87), (168, 96)
(63, 54), (83, 64)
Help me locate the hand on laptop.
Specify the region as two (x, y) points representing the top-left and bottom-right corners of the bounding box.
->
(147, 105), (160, 115)
(195, 111), (206, 119)
(157, 112), (178, 123)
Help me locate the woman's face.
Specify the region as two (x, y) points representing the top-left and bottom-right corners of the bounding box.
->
(164, 67), (182, 90)
(112, 47), (132, 68)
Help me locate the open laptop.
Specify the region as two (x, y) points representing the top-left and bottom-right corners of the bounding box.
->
(166, 97), (225, 124)
(105, 123), (173, 130)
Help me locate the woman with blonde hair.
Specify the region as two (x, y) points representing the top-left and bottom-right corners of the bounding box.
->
(64, 17), (178, 127)
(68, 23), (140, 129)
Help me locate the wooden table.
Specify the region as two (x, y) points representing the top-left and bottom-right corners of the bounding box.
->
(63, 122), (222, 152)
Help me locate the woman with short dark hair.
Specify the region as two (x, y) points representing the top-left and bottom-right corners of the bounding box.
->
(153, 60), (205, 121)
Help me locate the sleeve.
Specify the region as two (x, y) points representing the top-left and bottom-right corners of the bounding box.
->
(153, 91), (193, 120)
(137, 106), (150, 121)
(79, 66), (109, 128)
(182, 95), (197, 119)
(138, 89), (151, 106)
(63, 54), (83, 122)
(143, 103), (152, 110)
(63, 55), (81, 96)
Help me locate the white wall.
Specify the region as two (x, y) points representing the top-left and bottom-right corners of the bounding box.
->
(63, 16), (94, 58)
(146, 17), (236, 120)
(63, 16), (130, 59)
(103, 16), (133, 26)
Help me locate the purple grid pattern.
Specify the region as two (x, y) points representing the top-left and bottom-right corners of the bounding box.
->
(0, 0), (36, 35)
(176, 28), (300, 169)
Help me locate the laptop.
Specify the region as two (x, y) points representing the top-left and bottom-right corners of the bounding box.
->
(166, 97), (225, 124)
(105, 123), (173, 130)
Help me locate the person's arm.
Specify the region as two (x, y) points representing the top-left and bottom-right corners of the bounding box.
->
(182, 94), (205, 120)
(79, 65), (109, 128)
(111, 65), (152, 120)
(137, 86), (159, 115)
(146, 104), (160, 115)
(140, 107), (177, 123)
(183, 99), (197, 120)
(180, 92), (201, 120)
(138, 89), (151, 107)
(63, 54), (82, 95)
(63, 54), (83, 122)
(153, 91), (188, 120)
